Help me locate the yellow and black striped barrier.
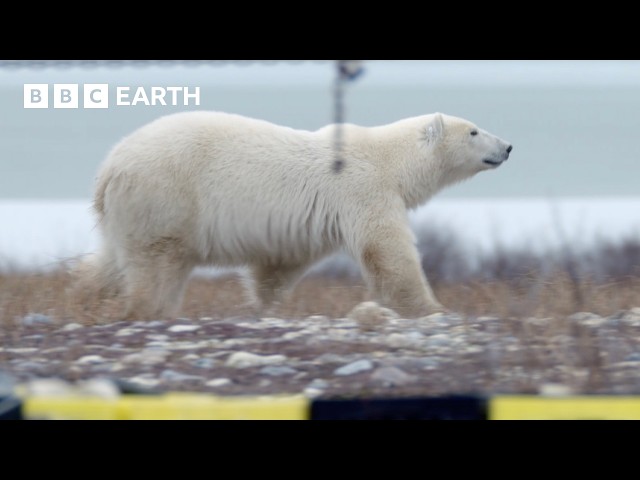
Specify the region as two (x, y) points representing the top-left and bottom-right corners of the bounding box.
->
(4, 392), (640, 419)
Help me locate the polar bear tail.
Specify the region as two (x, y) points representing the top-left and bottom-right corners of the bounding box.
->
(93, 168), (112, 221)
(69, 248), (123, 304)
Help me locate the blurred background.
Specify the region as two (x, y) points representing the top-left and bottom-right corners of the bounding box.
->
(1, 60), (639, 277)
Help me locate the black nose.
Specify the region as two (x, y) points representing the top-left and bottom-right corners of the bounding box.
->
(506, 145), (513, 153)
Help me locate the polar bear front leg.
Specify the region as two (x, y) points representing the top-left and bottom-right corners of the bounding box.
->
(358, 227), (445, 318)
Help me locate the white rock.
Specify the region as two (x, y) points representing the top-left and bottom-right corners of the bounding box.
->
(146, 334), (169, 341)
(539, 383), (574, 396)
(122, 348), (171, 365)
(168, 324), (201, 333)
(206, 378), (232, 387)
(166, 341), (210, 350)
(426, 334), (451, 347)
(260, 366), (298, 376)
(192, 358), (215, 369)
(147, 321), (166, 328)
(76, 379), (120, 399)
(160, 370), (205, 382)
(115, 328), (144, 337)
(126, 375), (160, 388)
(60, 323), (84, 332)
(386, 332), (424, 348)
(371, 366), (417, 387)
(334, 359), (374, 376)
(568, 312), (606, 327)
(619, 308), (640, 326)
(304, 387), (324, 398)
(25, 378), (73, 396)
(225, 352), (287, 368)
(21, 313), (53, 326)
(348, 301), (399, 330)
(6, 348), (38, 354)
(327, 328), (358, 340)
(76, 355), (107, 365)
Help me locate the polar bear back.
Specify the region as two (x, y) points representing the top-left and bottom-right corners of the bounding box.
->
(96, 111), (372, 267)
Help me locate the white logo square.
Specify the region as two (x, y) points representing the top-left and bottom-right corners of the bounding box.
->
(53, 84), (79, 109)
(24, 84), (49, 108)
(84, 84), (109, 109)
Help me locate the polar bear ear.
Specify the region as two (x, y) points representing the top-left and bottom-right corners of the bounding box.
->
(424, 112), (445, 144)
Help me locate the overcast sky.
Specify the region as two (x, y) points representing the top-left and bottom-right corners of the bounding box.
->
(2, 60), (640, 87)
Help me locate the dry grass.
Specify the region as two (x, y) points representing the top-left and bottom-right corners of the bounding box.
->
(1, 268), (639, 327)
(2, 227), (639, 326)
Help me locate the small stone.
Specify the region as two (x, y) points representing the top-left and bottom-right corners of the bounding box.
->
(282, 330), (309, 340)
(371, 366), (417, 387)
(306, 379), (329, 390)
(76, 355), (106, 365)
(89, 363), (117, 373)
(76, 379), (120, 399)
(302, 378), (329, 398)
(25, 378), (73, 396)
(125, 375), (160, 388)
(326, 328), (358, 340)
(192, 358), (215, 369)
(225, 352), (287, 368)
(21, 313), (53, 326)
(260, 366), (298, 376)
(146, 334), (169, 341)
(167, 341), (210, 350)
(147, 321), (167, 328)
(59, 323), (84, 332)
(181, 353), (200, 361)
(205, 378), (232, 387)
(348, 301), (398, 330)
(115, 328), (144, 337)
(15, 361), (47, 371)
(6, 347), (38, 354)
(160, 370), (204, 382)
(618, 308), (640, 326)
(168, 324), (201, 333)
(200, 317), (213, 321)
(122, 348), (171, 366)
(145, 341), (171, 348)
(334, 359), (374, 376)
(539, 383), (574, 396)
(386, 332), (425, 348)
(568, 312), (606, 327)
(426, 334), (450, 347)
(303, 387), (325, 398)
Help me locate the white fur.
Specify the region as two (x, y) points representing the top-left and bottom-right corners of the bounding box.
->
(78, 111), (512, 319)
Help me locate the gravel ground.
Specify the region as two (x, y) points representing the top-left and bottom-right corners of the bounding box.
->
(3, 302), (640, 399)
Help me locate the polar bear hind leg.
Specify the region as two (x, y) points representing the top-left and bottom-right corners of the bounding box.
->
(121, 237), (195, 320)
(246, 263), (310, 311)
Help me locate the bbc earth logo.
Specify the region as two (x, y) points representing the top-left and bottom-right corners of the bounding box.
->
(23, 84), (201, 109)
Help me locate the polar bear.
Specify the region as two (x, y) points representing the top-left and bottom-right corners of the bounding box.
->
(76, 111), (512, 320)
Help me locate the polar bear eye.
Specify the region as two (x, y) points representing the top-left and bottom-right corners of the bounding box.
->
(470, 130), (478, 136)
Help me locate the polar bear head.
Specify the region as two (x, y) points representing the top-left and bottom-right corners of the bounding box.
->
(422, 112), (512, 187)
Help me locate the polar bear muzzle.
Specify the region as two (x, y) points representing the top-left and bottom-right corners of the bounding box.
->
(483, 143), (513, 167)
